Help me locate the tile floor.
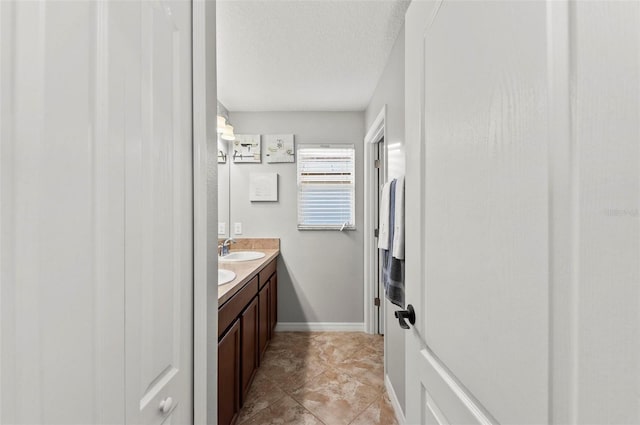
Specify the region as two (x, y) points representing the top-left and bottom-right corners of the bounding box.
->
(237, 332), (398, 425)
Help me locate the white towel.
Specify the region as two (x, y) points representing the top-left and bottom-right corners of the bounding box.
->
(392, 176), (405, 260)
(377, 181), (392, 250)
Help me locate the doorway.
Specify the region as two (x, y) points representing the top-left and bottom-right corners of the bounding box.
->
(364, 106), (387, 335)
(374, 138), (385, 335)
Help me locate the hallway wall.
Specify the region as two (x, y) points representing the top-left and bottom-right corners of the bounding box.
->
(365, 25), (406, 414)
(226, 111), (366, 325)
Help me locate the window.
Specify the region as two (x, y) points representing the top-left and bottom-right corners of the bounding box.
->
(297, 144), (356, 230)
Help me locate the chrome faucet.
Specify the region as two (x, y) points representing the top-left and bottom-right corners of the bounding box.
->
(220, 238), (236, 256)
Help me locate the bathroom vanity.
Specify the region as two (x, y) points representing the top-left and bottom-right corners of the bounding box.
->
(217, 239), (279, 425)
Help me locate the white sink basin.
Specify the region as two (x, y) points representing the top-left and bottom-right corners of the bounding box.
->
(219, 251), (266, 262)
(218, 269), (236, 285)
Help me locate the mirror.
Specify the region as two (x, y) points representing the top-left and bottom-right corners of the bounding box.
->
(218, 137), (230, 239)
(217, 102), (231, 239)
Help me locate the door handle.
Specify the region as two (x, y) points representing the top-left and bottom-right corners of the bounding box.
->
(394, 304), (415, 329)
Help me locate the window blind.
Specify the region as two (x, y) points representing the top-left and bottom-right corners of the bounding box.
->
(297, 144), (356, 230)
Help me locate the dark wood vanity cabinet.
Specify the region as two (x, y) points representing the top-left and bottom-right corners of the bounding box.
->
(258, 257), (278, 354)
(258, 280), (271, 360)
(240, 297), (259, 402)
(270, 274), (277, 332)
(218, 319), (241, 425)
(218, 257), (278, 425)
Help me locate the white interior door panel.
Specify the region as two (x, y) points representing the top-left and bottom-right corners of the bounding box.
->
(1, 1), (125, 423)
(125, 2), (193, 425)
(1, 2), (194, 424)
(404, 1), (640, 424)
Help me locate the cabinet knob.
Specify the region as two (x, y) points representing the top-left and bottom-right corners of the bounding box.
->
(159, 397), (173, 414)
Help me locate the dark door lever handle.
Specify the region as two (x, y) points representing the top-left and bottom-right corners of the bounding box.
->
(394, 304), (416, 329)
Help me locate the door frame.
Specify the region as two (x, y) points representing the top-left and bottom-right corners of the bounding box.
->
(363, 105), (387, 335)
(192, 1), (217, 423)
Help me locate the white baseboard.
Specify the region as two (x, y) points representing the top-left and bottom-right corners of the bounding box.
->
(385, 374), (406, 425)
(274, 322), (365, 332)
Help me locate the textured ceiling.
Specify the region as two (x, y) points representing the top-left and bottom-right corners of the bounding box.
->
(216, 0), (410, 111)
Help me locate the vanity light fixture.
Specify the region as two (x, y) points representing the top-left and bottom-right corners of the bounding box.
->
(217, 114), (236, 141)
(217, 115), (227, 133)
(221, 123), (236, 141)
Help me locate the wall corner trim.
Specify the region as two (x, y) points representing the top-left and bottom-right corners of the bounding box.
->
(385, 374), (406, 425)
(274, 322), (365, 332)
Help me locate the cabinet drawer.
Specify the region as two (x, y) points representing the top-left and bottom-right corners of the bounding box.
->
(219, 276), (259, 339)
(259, 258), (277, 289)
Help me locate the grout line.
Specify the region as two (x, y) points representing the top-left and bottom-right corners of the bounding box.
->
(235, 380), (287, 425)
(279, 367), (328, 396)
(289, 396), (328, 425)
(346, 395), (380, 425)
(338, 368), (386, 398)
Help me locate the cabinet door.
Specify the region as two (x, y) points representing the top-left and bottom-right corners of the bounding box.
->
(240, 297), (259, 403)
(218, 319), (241, 425)
(270, 274), (278, 332)
(258, 281), (271, 360)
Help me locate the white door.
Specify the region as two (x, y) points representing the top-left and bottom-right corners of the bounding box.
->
(1, 2), (127, 422)
(0, 1), (193, 424)
(124, 1), (193, 424)
(403, 1), (640, 424)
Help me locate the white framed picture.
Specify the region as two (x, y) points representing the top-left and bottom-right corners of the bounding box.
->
(249, 172), (278, 202)
(265, 134), (295, 163)
(233, 134), (261, 163)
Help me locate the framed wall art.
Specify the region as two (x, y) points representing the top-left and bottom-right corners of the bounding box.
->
(249, 172), (278, 202)
(232, 134), (261, 163)
(265, 134), (295, 163)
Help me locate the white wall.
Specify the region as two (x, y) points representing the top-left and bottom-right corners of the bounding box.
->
(365, 26), (406, 414)
(227, 111), (365, 324)
(366, 26), (406, 181)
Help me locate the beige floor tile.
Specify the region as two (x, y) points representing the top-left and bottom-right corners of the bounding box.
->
(366, 335), (384, 355)
(336, 345), (385, 391)
(349, 393), (398, 425)
(239, 395), (324, 425)
(305, 338), (361, 365)
(290, 369), (380, 425)
(312, 332), (374, 346)
(243, 332), (390, 425)
(270, 332), (316, 349)
(260, 348), (327, 393)
(237, 370), (286, 424)
(262, 343), (315, 362)
(308, 332), (374, 365)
